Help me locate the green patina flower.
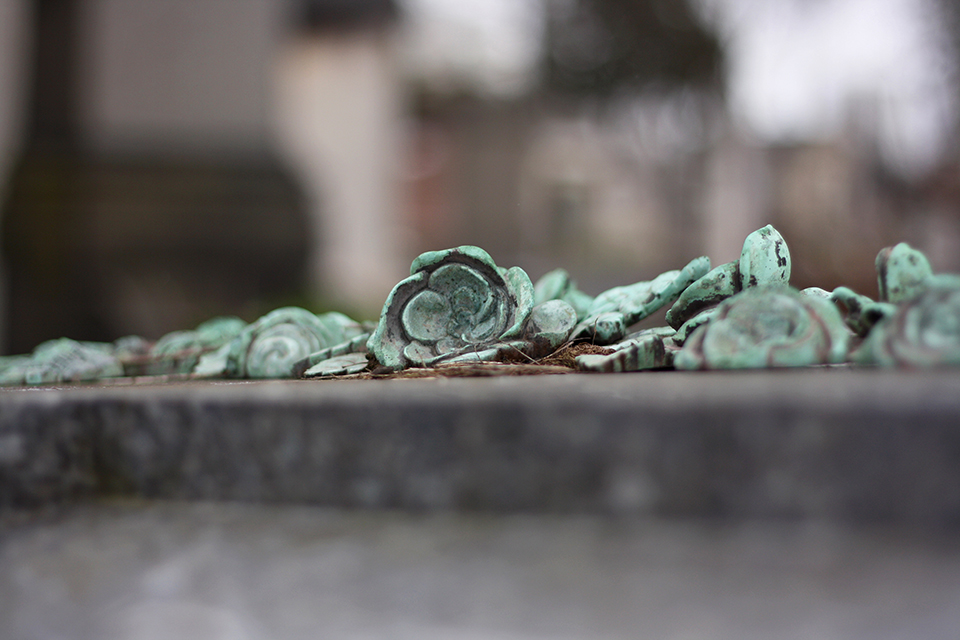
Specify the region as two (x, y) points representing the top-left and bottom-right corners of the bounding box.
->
(210, 307), (366, 379)
(0, 338), (124, 386)
(368, 246), (535, 370)
(855, 280), (960, 367)
(675, 286), (850, 370)
(144, 316), (247, 375)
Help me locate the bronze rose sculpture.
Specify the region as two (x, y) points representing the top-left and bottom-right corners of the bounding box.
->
(366, 246), (538, 370)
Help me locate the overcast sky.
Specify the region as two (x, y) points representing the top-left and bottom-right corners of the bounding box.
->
(701, 0), (956, 175)
(401, 0), (957, 175)
(399, 0), (544, 97)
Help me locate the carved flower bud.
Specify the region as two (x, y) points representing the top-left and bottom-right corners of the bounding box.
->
(367, 246), (535, 370)
(1, 338), (123, 386)
(675, 286), (849, 370)
(855, 282), (960, 367)
(224, 307), (365, 378)
(666, 224), (791, 332)
(876, 242), (932, 303)
(523, 299), (578, 356)
(739, 224), (790, 289)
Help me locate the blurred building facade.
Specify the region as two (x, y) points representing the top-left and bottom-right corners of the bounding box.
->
(1, 0), (959, 354)
(0, 0), (405, 353)
(404, 89), (941, 300)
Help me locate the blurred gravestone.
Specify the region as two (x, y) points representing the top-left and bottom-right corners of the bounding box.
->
(0, 0), (326, 354)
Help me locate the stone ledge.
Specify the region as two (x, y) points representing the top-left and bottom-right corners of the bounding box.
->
(2, 370), (960, 525)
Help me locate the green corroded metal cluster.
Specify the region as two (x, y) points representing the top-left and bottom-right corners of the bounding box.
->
(0, 307), (372, 385)
(4, 225), (960, 385)
(673, 287), (849, 370)
(574, 229), (960, 372)
(366, 246), (539, 370)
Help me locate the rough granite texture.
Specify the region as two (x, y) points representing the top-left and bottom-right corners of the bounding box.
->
(2, 371), (960, 524)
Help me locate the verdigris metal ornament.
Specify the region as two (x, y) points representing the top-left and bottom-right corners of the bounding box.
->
(666, 261), (739, 329)
(112, 335), (152, 360)
(800, 287), (830, 299)
(854, 281), (960, 367)
(0, 338), (123, 386)
(367, 246), (535, 370)
(141, 316), (247, 375)
(533, 268), (594, 320)
(672, 307), (719, 346)
(301, 352), (371, 377)
(576, 328), (672, 372)
(0, 354), (30, 383)
(675, 286), (849, 370)
(739, 224), (790, 289)
(520, 299), (580, 356)
(396, 298), (578, 367)
(294, 332), (373, 377)
(828, 286), (896, 338)
(215, 307), (367, 378)
(876, 242), (932, 303)
(571, 256), (710, 344)
(666, 224), (791, 330)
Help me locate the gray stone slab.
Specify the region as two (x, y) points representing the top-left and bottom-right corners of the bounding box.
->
(3, 502), (960, 640)
(2, 371), (960, 524)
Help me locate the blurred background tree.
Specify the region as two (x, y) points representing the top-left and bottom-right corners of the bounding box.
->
(543, 0), (723, 96)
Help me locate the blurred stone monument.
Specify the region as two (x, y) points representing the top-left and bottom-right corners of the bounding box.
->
(0, 0), (403, 354)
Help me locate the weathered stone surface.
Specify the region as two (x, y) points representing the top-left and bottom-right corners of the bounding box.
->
(739, 224), (791, 289)
(855, 281), (960, 367)
(877, 242), (933, 303)
(675, 287), (849, 370)
(368, 246), (535, 370)
(4, 372), (960, 525)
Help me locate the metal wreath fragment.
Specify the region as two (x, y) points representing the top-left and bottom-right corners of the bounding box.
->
(3, 225), (960, 385)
